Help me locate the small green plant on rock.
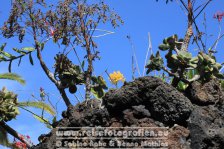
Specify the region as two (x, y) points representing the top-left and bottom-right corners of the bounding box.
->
(146, 34), (224, 89)
(146, 0), (224, 90)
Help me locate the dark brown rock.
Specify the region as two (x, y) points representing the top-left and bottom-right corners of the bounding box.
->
(168, 125), (190, 149)
(186, 79), (223, 106)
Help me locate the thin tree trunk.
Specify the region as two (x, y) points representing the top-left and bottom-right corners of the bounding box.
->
(182, 0), (193, 51)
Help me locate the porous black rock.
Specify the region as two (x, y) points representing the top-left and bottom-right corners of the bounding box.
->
(103, 76), (193, 126)
(31, 77), (224, 149)
(188, 105), (224, 149)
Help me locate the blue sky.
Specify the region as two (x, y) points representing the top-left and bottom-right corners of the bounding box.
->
(1, 0), (224, 147)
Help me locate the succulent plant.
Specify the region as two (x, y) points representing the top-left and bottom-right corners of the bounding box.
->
(91, 76), (108, 99)
(54, 54), (108, 97)
(159, 34), (183, 51)
(197, 52), (224, 81)
(0, 87), (19, 122)
(146, 34), (224, 88)
(54, 54), (85, 93)
(145, 51), (164, 74)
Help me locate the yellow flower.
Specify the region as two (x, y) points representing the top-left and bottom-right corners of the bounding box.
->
(109, 71), (125, 85)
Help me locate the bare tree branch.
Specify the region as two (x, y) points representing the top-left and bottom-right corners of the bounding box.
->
(28, 8), (72, 107)
(194, 0), (212, 19)
(0, 121), (33, 148)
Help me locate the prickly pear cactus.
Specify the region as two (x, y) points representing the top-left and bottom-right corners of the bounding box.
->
(0, 87), (19, 122)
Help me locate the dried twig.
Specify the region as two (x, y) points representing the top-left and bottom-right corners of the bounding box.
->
(90, 29), (115, 38)
(213, 23), (222, 50)
(127, 35), (141, 77)
(143, 32), (153, 76)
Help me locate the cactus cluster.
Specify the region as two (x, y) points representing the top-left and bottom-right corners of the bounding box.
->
(0, 87), (19, 122)
(146, 34), (224, 87)
(54, 54), (85, 94)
